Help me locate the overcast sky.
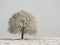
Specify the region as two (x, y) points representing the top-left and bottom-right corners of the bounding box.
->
(0, 0), (60, 39)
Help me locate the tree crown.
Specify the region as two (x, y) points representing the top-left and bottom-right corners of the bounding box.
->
(8, 10), (37, 35)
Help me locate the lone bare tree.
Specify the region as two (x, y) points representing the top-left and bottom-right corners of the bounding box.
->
(8, 10), (37, 39)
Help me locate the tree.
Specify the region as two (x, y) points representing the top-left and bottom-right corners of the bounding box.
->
(8, 10), (37, 39)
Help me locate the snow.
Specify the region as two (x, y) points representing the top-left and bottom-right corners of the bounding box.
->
(0, 38), (60, 45)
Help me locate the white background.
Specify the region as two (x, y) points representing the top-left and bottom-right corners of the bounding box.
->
(0, 0), (60, 39)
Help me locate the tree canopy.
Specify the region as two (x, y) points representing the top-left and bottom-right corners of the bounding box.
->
(8, 10), (37, 39)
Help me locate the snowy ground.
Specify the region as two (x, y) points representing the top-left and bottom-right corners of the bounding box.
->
(0, 38), (60, 45)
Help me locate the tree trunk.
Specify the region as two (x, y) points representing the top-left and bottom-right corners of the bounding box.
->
(21, 27), (24, 39)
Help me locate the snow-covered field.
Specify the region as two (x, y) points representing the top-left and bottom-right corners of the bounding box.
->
(0, 38), (60, 45)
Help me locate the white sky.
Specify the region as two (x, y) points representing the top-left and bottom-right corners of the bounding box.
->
(0, 0), (60, 39)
